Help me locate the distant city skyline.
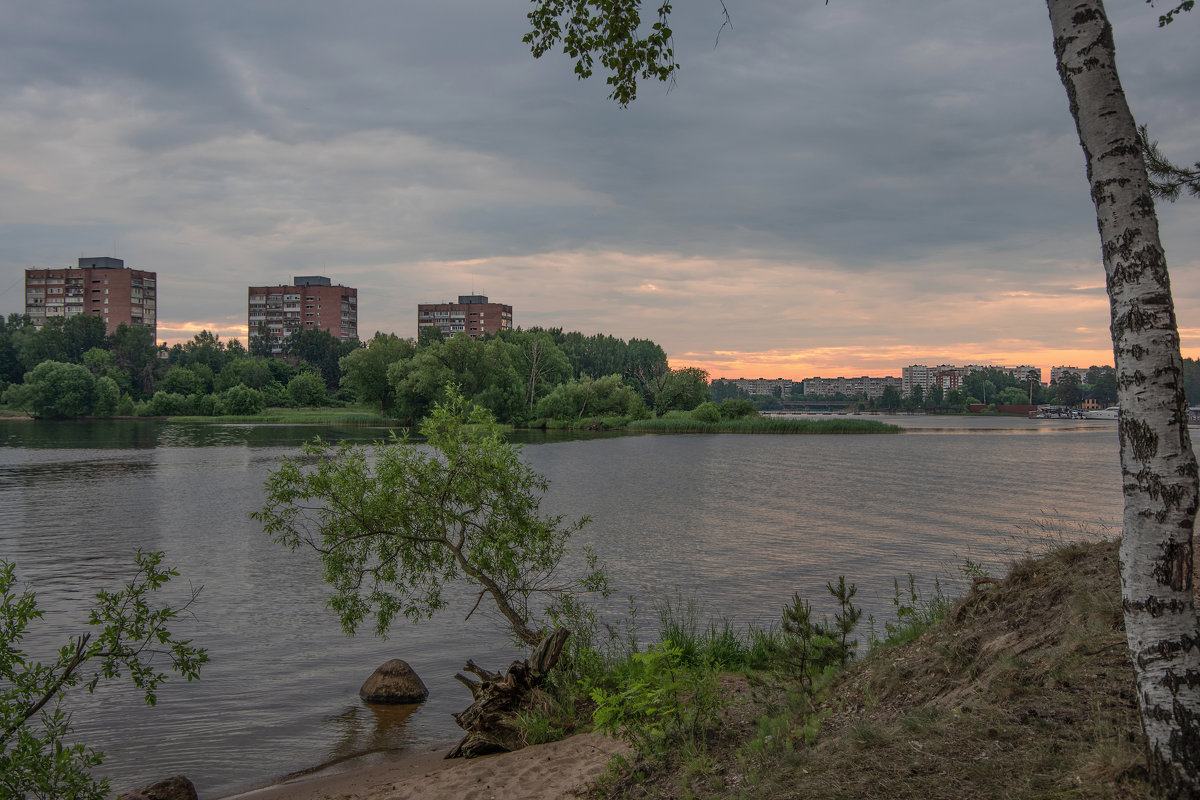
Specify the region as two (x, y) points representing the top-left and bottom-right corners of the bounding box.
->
(2, 3), (1197, 383)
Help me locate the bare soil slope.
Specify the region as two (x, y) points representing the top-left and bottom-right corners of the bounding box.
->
(613, 540), (1156, 800)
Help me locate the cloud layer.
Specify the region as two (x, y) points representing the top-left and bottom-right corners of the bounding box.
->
(2, 1), (1198, 378)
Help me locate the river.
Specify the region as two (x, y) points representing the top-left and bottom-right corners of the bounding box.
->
(0, 415), (1124, 797)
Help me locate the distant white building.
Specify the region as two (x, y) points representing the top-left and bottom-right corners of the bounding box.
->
(1050, 365), (1087, 384)
(803, 376), (902, 399)
(902, 363), (1042, 396)
(730, 378), (794, 396)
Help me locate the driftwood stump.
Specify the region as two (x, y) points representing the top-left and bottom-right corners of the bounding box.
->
(446, 628), (571, 758)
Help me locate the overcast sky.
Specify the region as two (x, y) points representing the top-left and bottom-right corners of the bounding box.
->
(2, 1), (1197, 379)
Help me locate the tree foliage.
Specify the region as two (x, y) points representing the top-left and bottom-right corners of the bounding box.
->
(525, 0), (678, 105)
(339, 332), (416, 413)
(1137, 124), (1200, 202)
(255, 388), (600, 646)
(10, 361), (97, 419)
(0, 552), (206, 800)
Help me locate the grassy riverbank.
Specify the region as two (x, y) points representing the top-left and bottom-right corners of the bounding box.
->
(577, 539), (1151, 799)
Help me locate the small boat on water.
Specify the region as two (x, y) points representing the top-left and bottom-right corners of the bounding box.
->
(1085, 405), (1120, 420)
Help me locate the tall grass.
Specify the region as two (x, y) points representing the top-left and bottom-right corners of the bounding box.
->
(627, 415), (900, 434)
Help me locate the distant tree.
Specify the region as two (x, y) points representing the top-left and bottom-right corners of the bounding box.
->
(13, 315), (107, 372)
(879, 384), (902, 411)
(283, 329), (359, 390)
(173, 330), (230, 372)
(535, 374), (647, 420)
(339, 333), (416, 413)
(93, 376), (120, 417)
(1055, 372), (1083, 407)
(9, 361), (97, 419)
(928, 385), (945, 407)
(159, 366), (202, 396)
(287, 371), (327, 407)
(709, 379), (748, 402)
(249, 323), (274, 359)
(749, 393), (782, 412)
(1084, 365), (1118, 406)
(220, 385), (266, 416)
(501, 330), (572, 416)
(629, 363), (710, 417)
(1182, 358), (1200, 406)
(107, 323), (159, 398)
(908, 385), (925, 409)
(996, 386), (1027, 406)
(214, 358), (274, 392)
(556, 331), (628, 379)
(718, 398), (757, 419)
(416, 325), (445, 348)
(147, 391), (190, 417)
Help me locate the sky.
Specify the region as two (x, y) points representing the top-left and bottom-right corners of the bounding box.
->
(1, 1), (1198, 381)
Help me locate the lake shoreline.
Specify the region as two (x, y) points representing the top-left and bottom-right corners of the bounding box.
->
(212, 733), (626, 800)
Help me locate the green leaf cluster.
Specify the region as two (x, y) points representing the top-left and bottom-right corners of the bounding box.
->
(525, 0), (678, 105)
(0, 552), (207, 799)
(590, 644), (720, 756)
(255, 387), (596, 646)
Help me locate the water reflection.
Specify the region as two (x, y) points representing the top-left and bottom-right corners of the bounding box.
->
(0, 420), (162, 450)
(325, 702), (422, 763)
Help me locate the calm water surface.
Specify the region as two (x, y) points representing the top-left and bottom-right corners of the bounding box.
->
(0, 416), (1125, 797)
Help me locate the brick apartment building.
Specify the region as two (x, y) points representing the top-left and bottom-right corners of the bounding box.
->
(417, 295), (512, 339)
(24, 257), (157, 337)
(248, 276), (358, 354)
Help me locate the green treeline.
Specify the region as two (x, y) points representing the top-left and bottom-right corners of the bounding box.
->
(0, 314), (713, 424)
(713, 364), (1134, 412)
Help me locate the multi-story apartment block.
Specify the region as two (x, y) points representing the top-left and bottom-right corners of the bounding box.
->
(802, 376), (902, 399)
(417, 295), (513, 339)
(248, 276), (357, 354)
(903, 363), (1043, 396)
(731, 378), (794, 396)
(1050, 366), (1087, 384)
(24, 257), (157, 337)
(901, 364), (966, 396)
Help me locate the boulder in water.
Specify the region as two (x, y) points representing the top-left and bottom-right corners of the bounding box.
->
(119, 775), (198, 800)
(359, 659), (429, 704)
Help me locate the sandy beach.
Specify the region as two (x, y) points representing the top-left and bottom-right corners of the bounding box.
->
(218, 733), (627, 800)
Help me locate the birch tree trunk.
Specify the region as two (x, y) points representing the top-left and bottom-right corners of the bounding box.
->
(1047, 1), (1200, 794)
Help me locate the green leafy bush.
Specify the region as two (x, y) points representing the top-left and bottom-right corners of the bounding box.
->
(0, 552), (207, 799)
(591, 644), (720, 756)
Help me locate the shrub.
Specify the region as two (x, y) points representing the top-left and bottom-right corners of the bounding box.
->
(287, 371), (328, 407)
(93, 376), (120, 417)
(115, 394), (136, 417)
(691, 401), (721, 423)
(221, 384), (266, 416)
(719, 398), (758, 419)
(147, 391), (189, 417)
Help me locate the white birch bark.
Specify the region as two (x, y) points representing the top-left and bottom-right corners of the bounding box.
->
(1047, 1), (1200, 794)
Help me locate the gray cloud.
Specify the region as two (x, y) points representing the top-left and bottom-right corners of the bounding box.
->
(1, 0), (1198, 376)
